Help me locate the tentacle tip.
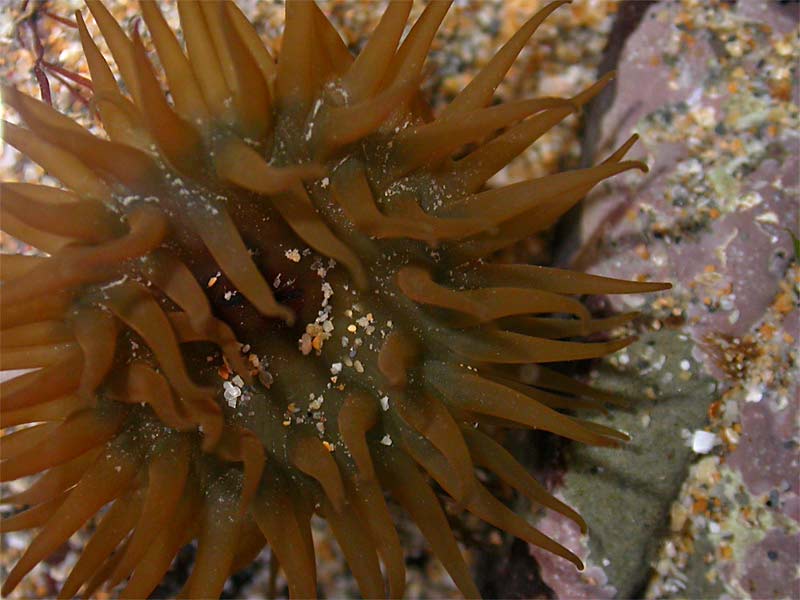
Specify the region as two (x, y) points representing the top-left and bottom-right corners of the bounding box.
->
(2, 579), (17, 597)
(602, 69), (617, 82)
(281, 306), (296, 326)
(201, 425), (224, 452)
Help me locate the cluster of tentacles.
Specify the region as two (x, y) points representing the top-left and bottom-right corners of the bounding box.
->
(0, 1), (669, 598)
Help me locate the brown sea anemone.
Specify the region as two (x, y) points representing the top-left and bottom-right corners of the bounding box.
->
(0, 1), (670, 598)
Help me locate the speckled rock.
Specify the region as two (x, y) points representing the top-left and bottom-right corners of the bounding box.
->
(530, 331), (718, 599)
(540, 0), (799, 598)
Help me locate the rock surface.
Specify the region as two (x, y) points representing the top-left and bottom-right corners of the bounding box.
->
(531, 332), (718, 598)
(533, 1), (799, 598)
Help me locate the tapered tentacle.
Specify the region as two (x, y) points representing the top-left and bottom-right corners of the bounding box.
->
(0, 406), (125, 482)
(5, 86), (157, 190)
(408, 434), (584, 569)
(481, 370), (607, 413)
(252, 471), (317, 600)
(85, 0), (141, 105)
(75, 11), (151, 149)
(120, 362), (193, 431)
(181, 481), (241, 600)
(130, 35), (204, 174)
(378, 330), (419, 389)
(456, 263), (671, 295)
(441, 0), (570, 118)
(439, 161), (648, 232)
(389, 97), (574, 178)
(573, 418), (630, 442)
(462, 426), (586, 531)
(337, 395), (406, 598)
(0, 212), (73, 255)
(101, 281), (202, 404)
(74, 11), (118, 99)
(331, 160), (484, 244)
(521, 363), (628, 407)
(141, 250), (212, 334)
(398, 265), (590, 323)
(0, 321), (72, 348)
(276, 0), (314, 115)
(229, 516), (267, 574)
(177, 0), (233, 122)
(311, 2), (353, 75)
(0, 254), (49, 282)
(0, 342), (79, 370)
(0, 450), (100, 507)
(1, 120), (111, 201)
(345, 473), (406, 599)
(321, 495), (385, 599)
(0, 491), (69, 533)
(381, 0), (452, 94)
(182, 190), (295, 324)
(58, 489), (143, 600)
(443, 328), (635, 365)
(313, 78), (418, 160)
(375, 447), (480, 599)
(1, 84), (82, 133)
(81, 536), (133, 598)
(140, 0), (210, 123)
(275, 186), (368, 289)
(424, 361), (624, 447)
(198, 1), (239, 96)
(500, 312), (638, 340)
(337, 394), (379, 482)
(442, 72), (615, 193)
(93, 90), (152, 150)
(0, 395), (92, 430)
(1, 439), (140, 596)
(215, 137), (323, 195)
(105, 435), (190, 588)
(72, 307), (118, 402)
(219, 1), (273, 139)
(0, 423), (61, 459)
(119, 488), (201, 600)
(100, 281), (222, 450)
(288, 434), (346, 511)
(193, 1), (272, 138)
(1, 205), (168, 306)
(0, 353), (83, 412)
(393, 393), (477, 505)
(215, 426), (266, 515)
(168, 312), (252, 384)
(0, 182), (119, 243)
(342, 0), (412, 101)
(225, 0), (277, 85)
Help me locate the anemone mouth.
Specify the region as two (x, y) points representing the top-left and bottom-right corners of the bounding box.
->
(0, 1), (670, 598)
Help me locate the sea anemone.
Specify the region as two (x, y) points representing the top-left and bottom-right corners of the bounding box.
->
(0, 1), (669, 598)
